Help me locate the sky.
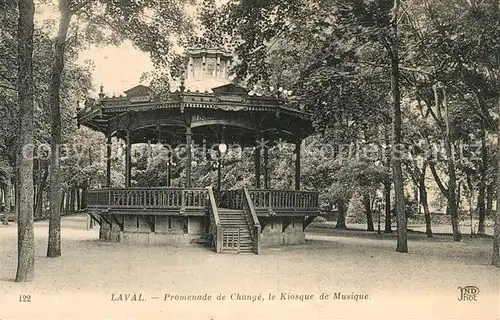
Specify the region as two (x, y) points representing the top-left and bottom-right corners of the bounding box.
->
(77, 42), (154, 96)
(36, 0), (226, 96)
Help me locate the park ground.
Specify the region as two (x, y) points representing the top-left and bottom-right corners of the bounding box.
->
(0, 215), (499, 320)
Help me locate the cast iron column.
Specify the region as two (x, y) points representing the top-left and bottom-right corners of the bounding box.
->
(217, 150), (222, 194)
(264, 146), (269, 189)
(254, 141), (261, 189)
(125, 131), (131, 188)
(106, 134), (112, 187)
(294, 140), (301, 190)
(186, 126), (192, 188)
(167, 151), (171, 187)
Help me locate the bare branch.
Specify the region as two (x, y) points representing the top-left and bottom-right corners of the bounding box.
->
(429, 162), (449, 199)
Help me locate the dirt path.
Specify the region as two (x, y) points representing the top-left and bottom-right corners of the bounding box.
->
(1, 215), (498, 320)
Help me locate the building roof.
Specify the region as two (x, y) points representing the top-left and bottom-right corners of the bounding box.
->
(170, 78), (232, 94)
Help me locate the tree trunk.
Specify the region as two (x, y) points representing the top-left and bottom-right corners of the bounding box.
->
(70, 188), (76, 213)
(0, 187), (4, 224)
(494, 86), (500, 265)
(64, 190), (68, 215)
(421, 186), (433, 238)
(76, 188), (81, 210)
(486, 183), (493, 217)
(15, 0), (36, 282)
(413, 183), (420, 213)
(14, 177), (19, 222)
(69, 188), (75, 214)
(384, 122), (393, 233)
(390, 0), (407, 253)
(335, 199), (347, 229)
(441, 85), (462, 241)
(2, 178), (11, 225)
(467, 173), (475, 238)
(477, 124), (487, 234)
(35, 185), (43, 218)
(363, 193), (374, 231)
(66, 190), (69, 214)
(383, 180), (392, 233)
(81, 185), (87, 209)
(8, 179), (13, 213)
(47, 0), (72, 258)
(419, 165), (432, 237)
(34, 162), (47, 219)
(60, 191), (65, 214)
(493, 0), (500, 266)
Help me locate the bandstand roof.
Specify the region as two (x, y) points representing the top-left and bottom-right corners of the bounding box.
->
(77, 47), (315, 148)
(77, 82), (314, 148)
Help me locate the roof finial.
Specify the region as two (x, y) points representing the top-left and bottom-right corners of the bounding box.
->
(99, 83), (105, 100)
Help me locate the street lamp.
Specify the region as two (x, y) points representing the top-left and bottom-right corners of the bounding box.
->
(218, 143), (227, 154)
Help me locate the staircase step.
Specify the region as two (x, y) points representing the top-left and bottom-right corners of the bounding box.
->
(221, 231), (251, 235)
(220, 221), (247, 224)
(221, 234), (252, 238)
(222, 246), (253, 251)
(222, 252), (254, 255)
(222, 233), (251, 237)
(222, 235), (251, 239)
(221, 222), (249, 225)
(224, 245), (253, 248)
(223, 243), (253, 247)
(215, 207), (255, 254)
(223, 235), (252, 239)
(219, 214), (246, 218)
(221, 225), (250, 228)
(220, 222), (247, 225)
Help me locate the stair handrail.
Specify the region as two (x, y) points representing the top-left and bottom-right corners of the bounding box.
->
(206, 186), (222, 253)
(242, 186), (261, 254)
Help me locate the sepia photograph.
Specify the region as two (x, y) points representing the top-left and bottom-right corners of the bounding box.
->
(0, 0), (499, 319)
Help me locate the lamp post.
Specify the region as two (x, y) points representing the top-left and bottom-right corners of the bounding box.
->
(217, 142), (227, 194)
(166, 155), (170, 187)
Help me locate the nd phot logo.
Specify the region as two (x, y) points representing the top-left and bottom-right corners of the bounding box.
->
(457, 286), (479, 301)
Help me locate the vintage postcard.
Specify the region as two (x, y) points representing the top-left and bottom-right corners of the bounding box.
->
(1, 0), (499, 319)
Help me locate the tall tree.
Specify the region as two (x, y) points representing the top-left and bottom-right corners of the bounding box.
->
(494, 79), (500, 265)
(493, 0), (500, 268)
(440, 84), (462, 241)
(389, 0), (407, 252)
(477, 123), (487, 235)
(47, 0), (72, 258)
(15, 0), (36, 282)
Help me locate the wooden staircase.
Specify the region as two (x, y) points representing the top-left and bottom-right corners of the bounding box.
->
(218, 208), (253, 253)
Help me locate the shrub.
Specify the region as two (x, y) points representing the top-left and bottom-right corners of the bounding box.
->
(313, 216), (327, 223)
